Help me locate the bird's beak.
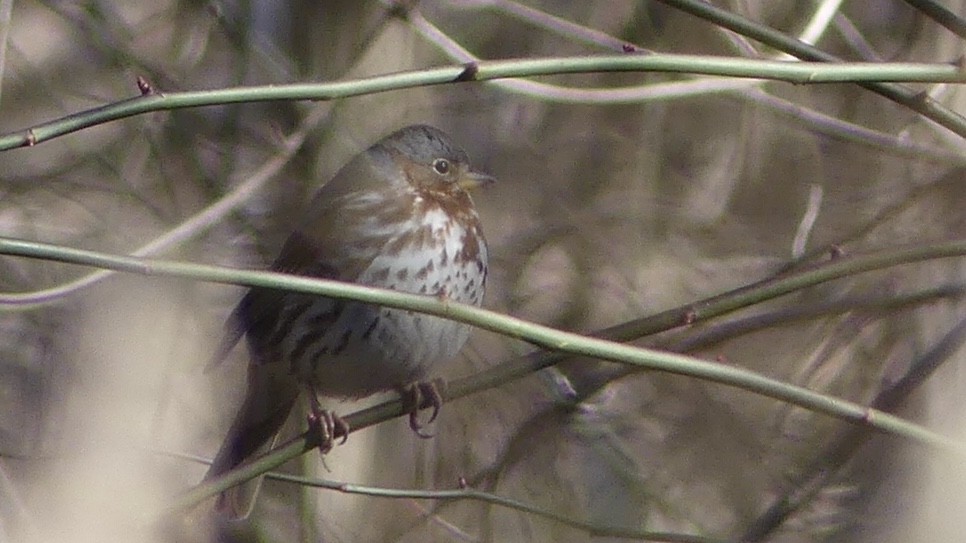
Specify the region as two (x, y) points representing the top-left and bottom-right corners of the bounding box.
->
(458, 170), (496, 191)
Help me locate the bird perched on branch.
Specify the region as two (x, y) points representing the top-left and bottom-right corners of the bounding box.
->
(204, 124), (492, 517)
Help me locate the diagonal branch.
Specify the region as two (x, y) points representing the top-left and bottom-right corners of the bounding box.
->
(653, 0), (966, 139)
(3, 236), (966, 515)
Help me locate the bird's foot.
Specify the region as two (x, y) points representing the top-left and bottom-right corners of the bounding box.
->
(306, 392), (349, 454)
(398, 378), (446, 438)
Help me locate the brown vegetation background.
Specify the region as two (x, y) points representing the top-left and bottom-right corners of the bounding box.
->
(0, 1), (964, 542)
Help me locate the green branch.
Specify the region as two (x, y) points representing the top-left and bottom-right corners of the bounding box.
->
(4, 235), (966, 508)
(274, 473), (731, 543)
(654, 0), (966, 138)
(2, 55), (964, 150)
(900, 0), (966, 39)
(742, 313), (966, 541)
(164, 447), (730, 542)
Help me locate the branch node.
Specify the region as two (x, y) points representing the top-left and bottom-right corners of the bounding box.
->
(455, 62), (479, 82)
(385, 0), (415, 19)
(136, 75), (154, 95)
(682, 309), (697, 325)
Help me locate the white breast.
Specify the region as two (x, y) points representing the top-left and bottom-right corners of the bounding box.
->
(286, 204), (487, 398)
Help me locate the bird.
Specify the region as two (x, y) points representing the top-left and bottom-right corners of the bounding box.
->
(203, 124), (492, 517)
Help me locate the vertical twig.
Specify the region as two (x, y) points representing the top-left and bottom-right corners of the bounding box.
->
(0, 0), (14, 108)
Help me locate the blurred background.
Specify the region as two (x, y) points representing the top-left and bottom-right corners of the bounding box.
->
(0, 1), (964, 542)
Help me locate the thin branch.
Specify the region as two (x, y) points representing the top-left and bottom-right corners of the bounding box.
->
(653, 0), (966, 139)
(742, 313), (966, 541)
(473, 0), (640, 53)
(668, 284), (966, 354)
(0, 107), (326, 308)
(4, 239), (966, 451)
(152, 279), (959, 538)
(276, 474), (731, 543)
(780, 0), (844, 53)
(165, 448), (730, 542)
(901, 0), (966, 40)
(410, 4), (965, 163)
(4, 237), (964, 511)
(0, 0), (12, 108)
(742, 88), (965, 164)
(2, 55), (964, 150)
(792, 184), (824, 258)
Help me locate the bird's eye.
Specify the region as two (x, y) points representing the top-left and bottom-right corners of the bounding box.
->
(432, 158), (451, 175)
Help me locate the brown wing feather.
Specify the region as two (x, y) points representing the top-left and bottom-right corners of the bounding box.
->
(206, 143), (397, 370)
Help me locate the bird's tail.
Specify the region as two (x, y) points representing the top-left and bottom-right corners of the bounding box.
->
(205, 306), (246, 373)
(205, 358), (300, 519)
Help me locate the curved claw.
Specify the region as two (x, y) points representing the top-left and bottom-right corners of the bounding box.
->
(334, 416), (350, 445)
(401, 379), (445, 438)
(410, 412), (435, 439)
(306, 388), (350, 454)
(419, 381), (442, 425)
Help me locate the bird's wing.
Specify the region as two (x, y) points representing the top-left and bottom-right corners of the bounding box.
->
(205, 145), (401, 370)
